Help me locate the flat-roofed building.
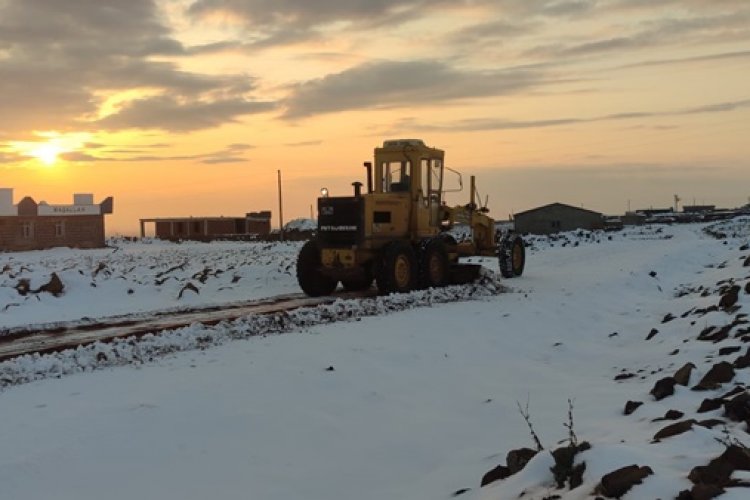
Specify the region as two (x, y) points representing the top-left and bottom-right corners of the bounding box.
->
(0, 188), (113, 251)
(140, 211), (272, 241)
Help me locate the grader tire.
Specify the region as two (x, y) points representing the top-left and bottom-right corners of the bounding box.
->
(499, 234), (525, 278)
(297, 239), (337, 296)
(418, 238), (449, 288)
(376, 241), (417, 294)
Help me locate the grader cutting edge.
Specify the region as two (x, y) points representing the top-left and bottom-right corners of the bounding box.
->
(296, 139), (525, 296)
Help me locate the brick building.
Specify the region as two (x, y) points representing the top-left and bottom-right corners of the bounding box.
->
(0, 188), (113, 251)
(140, 211), (272, 241)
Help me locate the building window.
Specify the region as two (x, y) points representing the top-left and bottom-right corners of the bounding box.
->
(22, 221), (34, 238)
(193, 221), (202, 234)
(175, 222), (184, 234)
(55, 221), (66, 237)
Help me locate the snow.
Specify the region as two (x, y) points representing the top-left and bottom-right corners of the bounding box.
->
(2, 220), (750, 500)
(284, 217), (317, 232)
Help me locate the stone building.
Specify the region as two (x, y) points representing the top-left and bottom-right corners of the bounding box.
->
(514, 202), (603, 235)
(0, 188), (113, 251)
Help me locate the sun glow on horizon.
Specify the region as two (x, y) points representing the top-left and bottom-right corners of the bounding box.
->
(9, 131), (91, 167)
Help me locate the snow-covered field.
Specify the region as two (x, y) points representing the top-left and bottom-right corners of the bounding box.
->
(2, 220), (750, 500)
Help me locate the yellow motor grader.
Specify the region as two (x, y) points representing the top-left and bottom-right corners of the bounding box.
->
(297, 139), (525, 296)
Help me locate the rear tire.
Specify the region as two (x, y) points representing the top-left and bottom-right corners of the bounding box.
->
(376, 241), (417, 294)
(418, 238), (449, 288)
(499, 234), (525, 278)
(297, 239), (337, 296)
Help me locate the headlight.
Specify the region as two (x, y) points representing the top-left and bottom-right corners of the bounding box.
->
(321, 187), (329, 198)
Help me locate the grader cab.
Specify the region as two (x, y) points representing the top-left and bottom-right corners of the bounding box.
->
(297, 139), (525, 296)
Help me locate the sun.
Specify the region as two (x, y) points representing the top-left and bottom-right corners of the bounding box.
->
(29, 143), (63, 166)
(8, 131), (91, 167)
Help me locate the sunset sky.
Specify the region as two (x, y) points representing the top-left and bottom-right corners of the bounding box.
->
(1, 0), (749, 234)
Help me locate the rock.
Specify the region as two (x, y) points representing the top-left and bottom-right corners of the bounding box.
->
(481, 464), (512, 487)
(653, 409), (684, 421)
(720, 443), (750, 470)
(679, 483), (725, 500)
(14, 278), (30, 296)
(718, 385), (746, 399)
(696, 419), (725, 429)
(36, 272), (64, 296)
(649, 271), (657, 277)
(653, 420), (696, 441)
(614, 372), (636, 381)
(325, 366), (335, 372)
(506, 448), (537, 474)
(697, 398), (724, 413)
(698, 325), (732, 343)
(646, 328), (659, 340)
(177, 282), (200, 299)
(662, 313), (676, 323)
(550, 442), (590, 489)
(735, 351), (750, 369)
(689, 445), (750, 488)
(674, 363), (696, 386)
(744, 255), (750, 267)
(693, 362), (735, 391)
(719, 346), (742, 356)
(746, 282), (750, 294)
(724, 392), (750, 422)
(624, 400), (643, 415)
(451, 488), (470, 497)
(650, 377), (677, 400)
(719, 286), (741, 310)
(596, 464), (653, 498)
(688, 461), (734, 486)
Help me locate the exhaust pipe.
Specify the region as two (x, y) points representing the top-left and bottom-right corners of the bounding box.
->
(352, 181), (363, 198)
(363, 162), (373, 193)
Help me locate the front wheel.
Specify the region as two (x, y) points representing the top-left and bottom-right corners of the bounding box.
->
(376, 241), (417, 294)
(499, 234), (525, 278)
(297, 239), (337, 296)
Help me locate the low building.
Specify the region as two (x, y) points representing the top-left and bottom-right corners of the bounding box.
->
(140, 211), (271, 241)
(514, 202), (603, 235)
(621, 212), (647, 226)
(0, 188), (113, 251)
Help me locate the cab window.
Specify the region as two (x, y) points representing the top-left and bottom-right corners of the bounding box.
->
(381, 161), (411, 192)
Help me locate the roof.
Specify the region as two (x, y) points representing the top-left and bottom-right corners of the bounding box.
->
(514, 202), (602, 218)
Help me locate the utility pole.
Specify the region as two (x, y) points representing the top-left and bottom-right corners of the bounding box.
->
(277, 170), (284, 242)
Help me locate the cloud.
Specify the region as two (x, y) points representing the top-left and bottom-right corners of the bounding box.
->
(526, 8), (750, 59)
(0, 0), (271, 135)
(391, 98), (750, 132)
(96, 95), (274, 132)
(284, 140), (323, 147)
(616, 49), (750, 69)
(283, 59), (553, 119)
(59, 143), (255, 164)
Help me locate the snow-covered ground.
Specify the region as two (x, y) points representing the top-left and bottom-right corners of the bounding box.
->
(1, 221), (750, 500)
(0, 239), (301, 330)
